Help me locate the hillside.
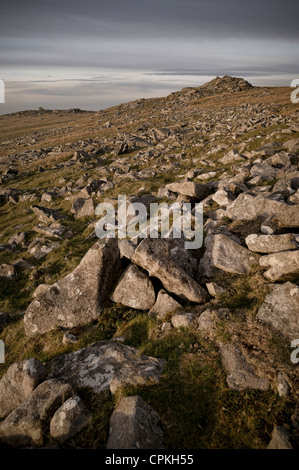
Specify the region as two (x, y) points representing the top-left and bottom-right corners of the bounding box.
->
(0, 76), (298, 449)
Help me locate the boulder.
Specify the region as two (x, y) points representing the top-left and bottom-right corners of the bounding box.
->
(0, 379), (73, 447)
(199, 234), (259, 275)
(226, 193), (299, 228)
(71, 197), (94, 219)
(165, 181), (210, 200)
(0, 358), (47, 418)
(257, 282), (299, 339)
(259, 250), (299, 280)
(149, 289), (182, 320)
(48, 341), (164, 395)
(24, 238), (120, 336)
(50, 396), (92, 443)
(106, 396), (163, 449)
(111, 264), (156, 310)
(132, 238), (208, 303)
(245, 233), (298, 253)
(220, 343), (269, 391)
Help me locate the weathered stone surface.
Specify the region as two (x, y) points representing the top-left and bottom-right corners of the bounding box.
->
(132, 238), (208, 303)
(71, 197), (94, 219)
(48, 341), (164, 395)
(149, 289), (182, 320)
(50, 396), (92, 443)
(165, 181), (210, 200)
(259, 250), (299, 280)
(226, 193), (299, 228)
(0, 379), (73, 447)
(171, 312), (196, 328)
(257, 282), (299, 339)
(24, 238), (120, 336)
(245, 233), (298, 253)
(0, 358), (47, 418)
(268, 426), (294, 449)
(106, 396), (163, 449)
(212, 189), (235, 207)
(220, 343), (269, 391)
(200, 234), (259, 275)
(206, 282), (227, 297)
(111, 264), (155, 310)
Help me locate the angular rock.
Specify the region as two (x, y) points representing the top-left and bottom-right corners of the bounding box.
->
(259, 250), (299, 280)
(220, 343), (269, 391)
(165, 181), (210, 200)
(111, 264), (155, 310)
(50, 396), (92, 443)
(206, 282), (227, 297)
(0, 379), (73, 447)
(257, 282), (299, 339)
(24, 238), (120, 336)
(226, 193), (299, 228)
(31, 205), (62, 223)
(71, 197), (94, 219)
(0, 358), (47, 418)
(245, 233), (298, 253)
(48, 340), (164, 395)
(106, 396), (163, 449)
(132, 238), (208, 303)
(200, 234), (259, 275)
(149, 289), (182, 320)
(268, 426), (294, 449)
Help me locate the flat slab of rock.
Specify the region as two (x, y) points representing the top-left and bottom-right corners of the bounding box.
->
(111, 264), (155, 310)
(0, 358), (47, 418)
(149, 289), (182, 320)
(0, 379), (73, 447)
(50, 395), (92, 443)
(257, 282), (299, 339)
(24, 239), (120, 336)
(48, 341), (165, 395)
(106, 396), (163, 449)
(132, 238), (208, 303)
(259, 250), (299, 280)
(245, 233), (298, 253)
(220, 343), (269, 391)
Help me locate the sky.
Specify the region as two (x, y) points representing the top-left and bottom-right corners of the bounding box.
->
(0, 0), (298, 114)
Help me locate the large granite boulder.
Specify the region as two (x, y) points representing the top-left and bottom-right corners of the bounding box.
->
(24, 239), (120, 336)
(48, 341), (165, 395)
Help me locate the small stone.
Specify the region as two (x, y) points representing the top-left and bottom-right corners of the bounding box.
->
(62, 333), (78, 344)
(171, 312), (196, 328)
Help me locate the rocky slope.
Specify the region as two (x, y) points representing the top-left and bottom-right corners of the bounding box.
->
(0, 76), (298, 449)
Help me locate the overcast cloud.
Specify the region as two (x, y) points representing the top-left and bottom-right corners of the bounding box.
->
(0, 0), (298, 114)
